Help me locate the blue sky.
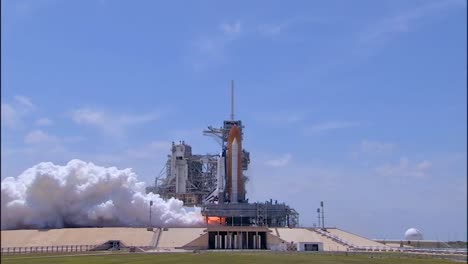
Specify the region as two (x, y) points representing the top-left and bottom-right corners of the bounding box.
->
(1, 0), (466, 240)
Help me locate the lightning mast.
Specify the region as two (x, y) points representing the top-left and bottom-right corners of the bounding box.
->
(231, 80), (235, 121)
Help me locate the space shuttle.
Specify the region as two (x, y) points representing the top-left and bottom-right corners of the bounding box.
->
(206, 124), (244, 204)
(203, 80), (246, 204)
(226, 124), (244, 203)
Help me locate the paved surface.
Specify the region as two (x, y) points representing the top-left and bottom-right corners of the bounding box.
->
(157, 228), (206, 249)
(326, 228), (388, 248)
(272, 228), (348, 251)
(1, 228), (154, 248)
(2, 227), (391, 252)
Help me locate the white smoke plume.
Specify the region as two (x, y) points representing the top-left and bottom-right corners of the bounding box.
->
(1, 159), (203, 230)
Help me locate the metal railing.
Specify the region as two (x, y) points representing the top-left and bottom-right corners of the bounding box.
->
(349, 246), (467, 255)
(1, 245), (99, 255)
(312, 228), (355, 249)
(1, 244), (158, 255)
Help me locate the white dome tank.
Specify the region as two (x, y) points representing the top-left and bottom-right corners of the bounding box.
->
(405, 228), (423, 240)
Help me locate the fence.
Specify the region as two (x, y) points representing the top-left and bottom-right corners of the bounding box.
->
(1, 245), (100, 255)
(349, 246), (468, 255)
(311, 228), (467, 255)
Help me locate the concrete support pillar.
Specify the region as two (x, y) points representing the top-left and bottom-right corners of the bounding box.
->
(246, 232), (249, 249)
(239, 232), (243, 249)
(255, 232), (258, 249)
(231, 232), (233, 249)
(234, 233), (237, 249)
(239, 232), (241, 249)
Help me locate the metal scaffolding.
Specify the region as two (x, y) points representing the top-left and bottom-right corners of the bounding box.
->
(145, 81), (299, 227)
(202, 201), (299, 228)
(145, 144), (220, 206)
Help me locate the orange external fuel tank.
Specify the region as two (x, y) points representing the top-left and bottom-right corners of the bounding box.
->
(226, 124), (244, 203)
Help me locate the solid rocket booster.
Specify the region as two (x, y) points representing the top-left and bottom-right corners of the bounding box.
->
(227, 124), (244, 203)
(216, 154), (225, 192)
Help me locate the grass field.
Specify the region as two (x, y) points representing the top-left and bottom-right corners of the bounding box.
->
(1, 252), (460, 264)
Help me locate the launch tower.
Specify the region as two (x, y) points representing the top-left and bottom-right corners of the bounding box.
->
(146, 81), (298, 227)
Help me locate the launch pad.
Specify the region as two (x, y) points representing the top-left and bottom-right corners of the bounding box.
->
(146, 81), (299, 227)
(203, 201), (299, 227)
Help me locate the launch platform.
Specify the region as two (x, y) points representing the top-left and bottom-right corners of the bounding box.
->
(146, 81), (299, 227)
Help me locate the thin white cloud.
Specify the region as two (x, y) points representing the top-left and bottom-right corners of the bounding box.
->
(13, 95), (34, 109)
(219, 21), (242, 37)
(248, 153), (344, 204)
(24, 130), (58, 144)
(72, 108), (105, 124)
(35, 118), (53, 126)
(63, 136), (86, 143)
(1, 103), (17, 128)
(191, 17), (324, 70)
(350, 140), (395, 160)
(257, 17), (328, 37)
(258, 24), (283, 36)
(359, 0), (466, 46)
(265, 153), (292, 167)
(360, 140), (395, 154)
(254, 109), (309, 125)
(1, 95), (35, 129)
(7, 0), (55, 22)
(92, 153), (124, 164)
(191, 21), (243, 71)
(126, 141), (171, 159)
(375, 157), (432, 178)
(201, 20), (242, 50)
(417, 160), (432, 170)
(306, 121), (359, 134)
(71, 108), (161, 137)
